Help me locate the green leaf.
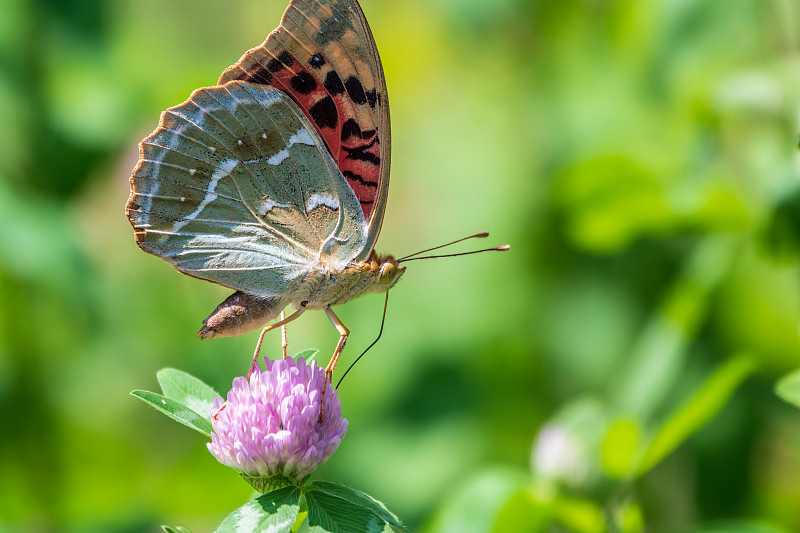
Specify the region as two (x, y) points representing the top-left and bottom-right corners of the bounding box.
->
(775, 368), (800, 409)
(131, 390), (213, 437)
(305, 481), (407, 532)
(161, 527), (193, 533)
(157, 368), (220, 418)
(613, 238), (734, 419)
(215, 486), (302, 533)
(637, 355), (755, 474)
(292, 349), (319, 363)
(310, 481), (405, 531)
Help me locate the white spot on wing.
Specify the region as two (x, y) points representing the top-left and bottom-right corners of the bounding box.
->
(267, 128), (315, 166)
(167, 158), (238, 236)
(258, 198), (290, 217)
(306, 193), (339, 212)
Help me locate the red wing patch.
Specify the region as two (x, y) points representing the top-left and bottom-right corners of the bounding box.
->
(219, 0), (388, 221)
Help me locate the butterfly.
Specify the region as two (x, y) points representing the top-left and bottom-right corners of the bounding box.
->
(126, 0), (401, 385)
(126, 0), (507, 393)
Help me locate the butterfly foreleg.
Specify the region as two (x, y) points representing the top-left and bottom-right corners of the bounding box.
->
(320, 307), (349, 422)
(248, 305), (306, 379)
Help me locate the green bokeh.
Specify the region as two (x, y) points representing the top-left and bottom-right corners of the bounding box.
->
(1, 0), (799, 531)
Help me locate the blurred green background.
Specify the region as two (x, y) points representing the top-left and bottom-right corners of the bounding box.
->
(2, 0), (800, 531)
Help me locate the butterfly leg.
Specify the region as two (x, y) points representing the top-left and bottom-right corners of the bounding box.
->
(320, 307), (349, 422)
(248, 305), (306, 379)
(280, 310), (289, 359)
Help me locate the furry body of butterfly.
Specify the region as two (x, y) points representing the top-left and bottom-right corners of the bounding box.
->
(198, 251), (403, 339)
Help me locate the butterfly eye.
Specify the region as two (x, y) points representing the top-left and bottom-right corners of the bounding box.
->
(378, 263), (396, 285)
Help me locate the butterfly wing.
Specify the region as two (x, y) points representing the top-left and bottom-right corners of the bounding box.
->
(126, 81), (367, 296)
(219, 0), (390, 261)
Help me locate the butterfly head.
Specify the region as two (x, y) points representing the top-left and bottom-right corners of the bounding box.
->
(372, 253), (405, 291)
(379, 260), (404, 286)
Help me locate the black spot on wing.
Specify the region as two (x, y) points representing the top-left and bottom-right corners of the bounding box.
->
(267, 58), (285, 73)
(341, 118), (376, 141)
(309, 96), (338, 129)
(309, 53), (325, 69)
(344, 76), (368, 105)
(290, 72), (318, 95)
(343, 170), (378, 188)
(278, 51), (294, 67)
(365, 89), (378, 109)
(341, 119), (361, 141)
(343, 138), (380, 165)
(266, 51), (295, 73)
(323, 71), (345, 96)
(249, 66), (273, 84)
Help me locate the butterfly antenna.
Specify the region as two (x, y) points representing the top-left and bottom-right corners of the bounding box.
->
(336, 292), (390, 389)
(398, 244), (510, 262)
(398, 231), (492, 261)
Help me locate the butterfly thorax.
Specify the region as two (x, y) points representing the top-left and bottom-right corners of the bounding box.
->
(288, 251), (405, 310)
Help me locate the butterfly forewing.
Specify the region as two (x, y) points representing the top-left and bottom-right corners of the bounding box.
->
(127, 81), (367, 296)
(219, 0), (390, 260)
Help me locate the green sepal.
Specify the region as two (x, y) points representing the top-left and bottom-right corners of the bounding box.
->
(242, 472), (301, 494)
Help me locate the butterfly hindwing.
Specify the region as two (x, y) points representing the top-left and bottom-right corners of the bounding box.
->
(219, 0), (390, 261)
(127, 81), (367, 296)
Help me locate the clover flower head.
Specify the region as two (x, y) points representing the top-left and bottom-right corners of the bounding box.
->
(207, 356), (348, 490)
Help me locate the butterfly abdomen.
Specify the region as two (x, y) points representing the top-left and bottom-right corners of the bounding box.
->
(198, 291), (284, 339)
